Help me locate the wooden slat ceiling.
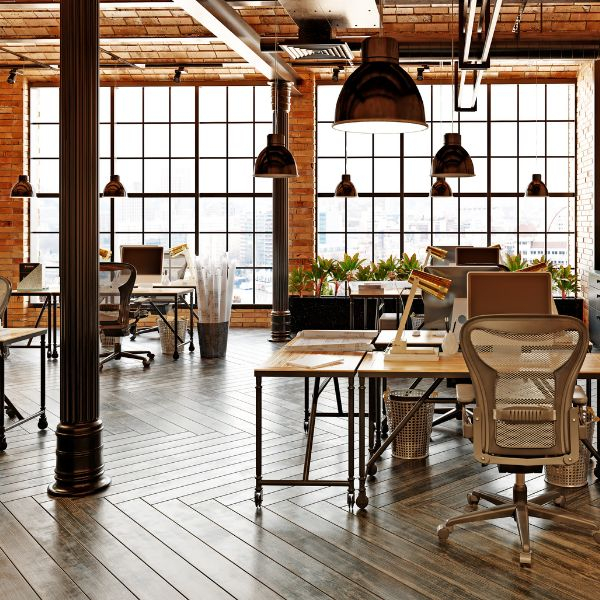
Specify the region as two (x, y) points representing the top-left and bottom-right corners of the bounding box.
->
(0, 1), (596, 83)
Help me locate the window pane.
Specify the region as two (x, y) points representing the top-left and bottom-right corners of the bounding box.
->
(317, 85), (341, 122)
(255, 234), (272, 268)
(491, 158), (517, 193)
(99, 197), (110, 232)
(229, 123), (254, 157)
(115, 124), (142, 157)
(228, 159), (254, 193)
(518, 123), (545, 157)
(229, 197), (253, 232)
(114, 159), (142, 193)
(30, 159), (59, 194)
(374, 133), (401, 157)
(199, 87), (227, 122)
(347, 197), (372, 232)
(144, 198), (169, 231)
(546, 158), (574, 192)
(144, 159), (170, 192)
(547, 84), (575, 120)
(374, 197), (400, 232)
(255, 197), (272, 232)
(346, 233), (372, 259)
(115, 197), (142, 232)
(318, 123), (345, 157)
(171, 197), (195, 232)
(519, 84), (545, 121)
(171, 124), (196, 157)
(347, 133), (372, 157)
(30, 88), (59, 123)
(317, 158), (345, 194)
(433, 196), (458, 232)
(403, 158), (431, 194)
(491, 197), (517, 232)
(229, 233), (253, 267)
(318, 233), (345, 259)
(171, 159), (195, 193)
(199, 124), (226, 157)
(460, 197), (487, 232)
(30, 124), (59, 158)
(519, 233), (545, 263)
(491, 85), (517, 120)
(459, 158), (487, 193)
(99, 124), (111, 158)
(491, 122), (516, 156)
(318, 197), (345, 232)
(546, 122), (573, 156)
(144, 124), (170, 157)
(233, 268), (253, 304)
(144, 87), (169, 122)
(255, 269), (272, 304)
(199, 159), (226, 193)
(459, 233), (487, 247)
(199, 233), (226, 255)
(171, 87), (195, 122)
(30, 197), (59, 232)
(404, 233), (431, 256)
(403, 127), (430, 157)
(374, 159), (400, 193)
(404, 197), (430, 232)
(547, 197), (570, 233)
(115, 87), (142, 122)
(30, 233), (59, 266)
(459, 122), (487, 157)
(254, 86), (272, 122)
(199, 197), (226, 231)
(374, 234), (400, 261)
(547, 234), (572, 267)
(228, 87), (253, 122)
(519, 196), (545, 232)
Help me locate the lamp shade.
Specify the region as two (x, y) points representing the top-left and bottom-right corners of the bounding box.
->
(103, 174), (126, 197)
(10, 174), (34, 197)
(334, 174), (357, 197)
(431, 133), (475, 178)
(526, 173), (548, 197)
(254, 133), (298, 178)
(430, 177), (452, 197)
(333, 37), (427, 134)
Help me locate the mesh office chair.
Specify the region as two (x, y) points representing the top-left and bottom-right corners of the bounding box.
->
(437, 315), (600, 565)
(99, 262), (154, 370)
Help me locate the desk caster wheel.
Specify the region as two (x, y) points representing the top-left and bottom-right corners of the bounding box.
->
(519, 551), (532, 566)
(143, 360), (150, 369)
(38, 415), (48, 430)
(367, 463), (378, 476)
(437, 524), (452, 541)
(303, 421), (308, 433)
(467, 493), (480, 507)
(347, 493), (355, 510)
(356, 491), (368, 510)
(254, 490), (263, 508)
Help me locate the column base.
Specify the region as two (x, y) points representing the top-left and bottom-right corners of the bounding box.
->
(48, 419), (111, 497)
(269, 310), (291, 343)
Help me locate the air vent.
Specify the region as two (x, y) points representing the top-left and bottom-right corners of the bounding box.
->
(279, 42), (354, 62)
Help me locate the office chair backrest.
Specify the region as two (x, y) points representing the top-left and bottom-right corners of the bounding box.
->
(99, 262), (136, 333)
(423, 265), (506, 329)
(0, 275), (11, 324)
(460, 315), (588, 463)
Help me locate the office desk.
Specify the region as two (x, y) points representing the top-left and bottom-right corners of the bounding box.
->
(374, 329), (446, 349)
(349, 287), (414, 330)
(9, 286), (195, 360)
(355, 351), (600, 509)
(132, 286), (196, 359)
(0, 328), (47, 450)
(254, 348), (365, 508)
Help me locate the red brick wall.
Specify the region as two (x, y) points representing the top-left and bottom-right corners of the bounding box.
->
(576, 61), (596, 324)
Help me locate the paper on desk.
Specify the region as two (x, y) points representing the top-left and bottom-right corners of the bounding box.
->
(284, 355), (345, 369)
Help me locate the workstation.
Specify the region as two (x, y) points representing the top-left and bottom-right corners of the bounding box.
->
(2, 1), (600, 597)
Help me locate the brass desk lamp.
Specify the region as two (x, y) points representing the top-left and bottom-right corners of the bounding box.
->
(423, 245), (448, 267)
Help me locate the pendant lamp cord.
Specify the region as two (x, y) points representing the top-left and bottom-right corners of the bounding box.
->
(274, 9), (278, 135)
(451, 0), (455, 134)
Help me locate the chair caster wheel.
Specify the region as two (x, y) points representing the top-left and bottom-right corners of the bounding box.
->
(254, 490), (263, 508)
(6, 409), (16, 420)
(148, 353), (155, 361)
(38, 415), (48, 430)
(554, 495), (566, 508)
(467, 493), (480, 506)
(519, 551), (532, 566)
(592, 530), (600, 544)
(143, 360), (150, 369)
(367, 463), (378, 476)
(437, 524), (452, 541)
(347, 493), (355, 509)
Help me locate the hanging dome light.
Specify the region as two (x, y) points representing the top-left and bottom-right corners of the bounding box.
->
(431, 133), (475, 178)
(334, 174), (357, 197)
(254, 133), (298, 178)
(102, 174), (126, 197)
(333, 37), (427, 134)
(10, 174), (35, 197)
(430, 177), (452, 197)
(526, 173), (548, 197)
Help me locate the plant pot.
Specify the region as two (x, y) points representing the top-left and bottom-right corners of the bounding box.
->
(554, 297), (584, 320)
(197, 322), (229, 358)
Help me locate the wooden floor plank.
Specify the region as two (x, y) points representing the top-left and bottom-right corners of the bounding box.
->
(0, 547), (40, 600)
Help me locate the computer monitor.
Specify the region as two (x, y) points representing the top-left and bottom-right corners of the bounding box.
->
(423, 265), (507, 330)
(467, 272), (553, 317)
(455, 246), (501, 266)
(120, 245), (164, 285)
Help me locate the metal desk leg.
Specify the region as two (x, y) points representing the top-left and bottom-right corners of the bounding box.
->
(0, 346), (5, 451)
(302, 378), (321, 479)
(188, 291), (195, 352)
(38, 335), (48, 429)
(347, 375), (355, 510)
(368, 378), (376, 456)
(51, 295), (59, 359)
(381, 377), (389, 438)
(375, 377), (382, 449)
(356, 376), (368, 509)
(173, 294), (179, 360)
(304, 377), (310, 432)
(254, 376), (263, 507)
(46, 296), (52, 358)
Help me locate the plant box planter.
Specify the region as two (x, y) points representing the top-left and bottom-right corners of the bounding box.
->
(554, 297), (583, 321)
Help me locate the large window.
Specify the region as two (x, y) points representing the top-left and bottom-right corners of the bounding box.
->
(29, 85), (274, 304)
(317, 83), (576, 266)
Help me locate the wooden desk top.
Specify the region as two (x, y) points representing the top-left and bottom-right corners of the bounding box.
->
(358, 350), (600, 379)
(255, 348), (365, 377)
(375, 329), (446, 348)
(12, 288), (59, 296)
(0, 327), (47, 346)
(132, 286), (195, 296)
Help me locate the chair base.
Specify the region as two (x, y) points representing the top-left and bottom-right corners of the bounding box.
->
(437, 473), (600, 566)
(99, 341), (154, 370)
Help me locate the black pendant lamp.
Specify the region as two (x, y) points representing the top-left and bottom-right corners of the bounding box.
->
(430, 177), (452, 197)
(334, 174), (357, 197)
(102, 174), (126, 197)
(431, 133), (475, 178)
(526, 173), (548, 197)
(254, 133), (298, 178)
(10, 174), (35, 197)
(333, 37), (427, 134)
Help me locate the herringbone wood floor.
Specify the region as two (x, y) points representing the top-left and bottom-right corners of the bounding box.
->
(1, 328), (600, 599)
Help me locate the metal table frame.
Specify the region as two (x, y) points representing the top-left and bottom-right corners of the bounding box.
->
(0, 328), (47, 451)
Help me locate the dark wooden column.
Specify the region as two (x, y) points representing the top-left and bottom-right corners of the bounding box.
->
(270, 81), (292, 342)
(49, 0), (110, 495)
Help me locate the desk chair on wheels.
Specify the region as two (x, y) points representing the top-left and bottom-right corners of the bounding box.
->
(437, 315), (600, 566)
(99, 262), (155, 370)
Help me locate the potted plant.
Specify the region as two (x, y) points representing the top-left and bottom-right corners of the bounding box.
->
(371, 255), (400, 281)
(288, 266), (312, 297)
(503, 252), (529, 271)
(308, 256), (336, 297)
(396, 252), (422, 280)
(331, 252), (365, 296)
(552, 264), (583, 319)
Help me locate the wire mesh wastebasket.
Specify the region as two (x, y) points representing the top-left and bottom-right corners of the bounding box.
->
(384, 388), (435, 459)
(99, 331), (118, 349)
(158, 317), (188, 355)
(545, 417), (595, 488)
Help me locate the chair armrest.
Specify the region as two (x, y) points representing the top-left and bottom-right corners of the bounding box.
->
(573, 385), (587, 407)
(456, 384), (475, 404)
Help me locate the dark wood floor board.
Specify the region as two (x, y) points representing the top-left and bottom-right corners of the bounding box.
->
(266, 499), (487, 600)
(71, 498), (236, 600)
(0, 503), (87, 599)
(155, 499), (333, 600)
(4, 498), (138, 600)
(0, 547), (40, 600)
(118, 498), (285, 600)
(193, 499), (388, 600)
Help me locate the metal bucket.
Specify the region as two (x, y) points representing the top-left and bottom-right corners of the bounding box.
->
(384, 389), (435, 459)
(197, 322), (229, 358)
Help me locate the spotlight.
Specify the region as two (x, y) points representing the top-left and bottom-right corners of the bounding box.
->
(332, 66), (343, 82)
(416, 64), (430, 81)
(173, 66), (187, 83)
(7, 68), (18, 84)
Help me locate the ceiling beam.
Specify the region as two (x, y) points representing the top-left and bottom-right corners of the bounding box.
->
(0, 37), (219, 46)
(172, 0), (298, 82)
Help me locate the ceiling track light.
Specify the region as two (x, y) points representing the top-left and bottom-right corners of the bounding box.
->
(7, 68), (18, 84)
(416, 64), (430, 81)
(173, 66), (187, 83)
